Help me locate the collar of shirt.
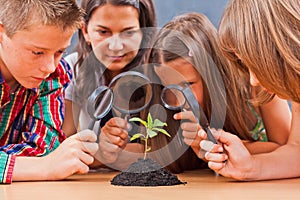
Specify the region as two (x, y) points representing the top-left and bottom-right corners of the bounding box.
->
(0, 71), (39, 108)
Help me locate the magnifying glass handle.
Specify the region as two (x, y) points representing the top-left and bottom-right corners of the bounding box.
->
(88, 119), (102, 143)
(88, 119), (96, 130)
(204, 126), (217, 144)
(96, 120), (102, 143)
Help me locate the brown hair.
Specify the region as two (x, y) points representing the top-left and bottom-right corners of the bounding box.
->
(74, 0), (157, 102)
(219, 0), (300, 103)
(147, 13), (257, 173)
(0, 0), (84, 37)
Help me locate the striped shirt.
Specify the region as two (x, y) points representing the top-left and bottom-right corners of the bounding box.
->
(0, 59), (71, 184)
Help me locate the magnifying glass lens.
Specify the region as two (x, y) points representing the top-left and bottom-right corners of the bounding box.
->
(93, 90), (112, 119)
(110, 73), (152, 114)
(161, 87), (185, 110)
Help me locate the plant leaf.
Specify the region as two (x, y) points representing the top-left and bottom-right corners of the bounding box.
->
(130, 133), (145, 141)
(129, 117), (147, 127)
(147, 129), (158, 138)
(146, 147), (151, 152)
(153, 119), (167, 128)
(147, 113), (153, 128)
(152, 128), (171, 137)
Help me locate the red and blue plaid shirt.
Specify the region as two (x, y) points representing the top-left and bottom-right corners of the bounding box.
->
(0, 59), (71, 184)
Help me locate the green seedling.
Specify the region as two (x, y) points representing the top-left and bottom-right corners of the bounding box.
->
(129, 112), (171, 159)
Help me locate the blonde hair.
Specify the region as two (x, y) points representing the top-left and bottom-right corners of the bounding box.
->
(0, 0), (84, 37)
(219, 0), (300, 103)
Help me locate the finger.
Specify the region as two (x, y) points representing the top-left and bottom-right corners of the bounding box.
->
(102, 125), (128, 140)
(173, 110), (197, 122)
(81, 141), (99, 155)
(200, 140), (223, 153)
(101, 130), (128, 147)
(76, 149), (95, 165)
(107, 135), (127, 148)
(210, 129), (238, 146)
(205, 151), (228, 162)
(182, 130), (198, 139)
(198, 149), (206, 159)
(75, 162), (90, 174)
(199, 128), (235, 147)
(207, 161), (226, 172)
(106, 117), (128, 129)
(198, 129), (207, 140)
(75, 129), (97, 142)
(100, 139), (120, 154)
(183, 138), (194, 146)
(181, 122), (198, 133)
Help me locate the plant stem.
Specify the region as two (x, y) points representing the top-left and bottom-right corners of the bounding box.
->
(144, 139), (147, 160)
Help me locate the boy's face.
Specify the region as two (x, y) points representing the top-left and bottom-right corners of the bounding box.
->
(0, 23), (74, 89)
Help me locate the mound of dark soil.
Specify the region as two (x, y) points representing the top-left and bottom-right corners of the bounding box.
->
(111, 158), (186, 186)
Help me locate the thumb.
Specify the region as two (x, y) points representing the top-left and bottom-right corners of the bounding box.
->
(210, 129), (238, 146)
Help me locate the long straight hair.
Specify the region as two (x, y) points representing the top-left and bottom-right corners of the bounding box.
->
(219, 0), (300, 103)
(146, 13), (257, 173)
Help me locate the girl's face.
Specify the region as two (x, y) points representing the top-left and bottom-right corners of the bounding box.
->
(155, 57), (204, 108)
(82, 4), (142, 74)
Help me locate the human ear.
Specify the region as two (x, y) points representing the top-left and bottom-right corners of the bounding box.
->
(81, 22), (91, 45)
(0, 23), (4, 43)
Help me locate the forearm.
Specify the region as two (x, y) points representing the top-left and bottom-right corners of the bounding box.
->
(243, 140), (280, 154)
(12, 156), (48, 182)
(248, 143), (300, 180)
(237, 102), (300, 180)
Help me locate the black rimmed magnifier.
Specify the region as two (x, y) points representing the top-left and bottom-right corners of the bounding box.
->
(161, 84), (217, 144)
(87, 71), (153, 137)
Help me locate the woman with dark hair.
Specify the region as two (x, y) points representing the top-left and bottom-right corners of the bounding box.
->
(62, 0), (157, 168)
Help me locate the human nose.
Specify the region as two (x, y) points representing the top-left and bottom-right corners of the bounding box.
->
(40, 56), (57, 75)
(249, 70), (260, 86)
(108, 35), (123, 51)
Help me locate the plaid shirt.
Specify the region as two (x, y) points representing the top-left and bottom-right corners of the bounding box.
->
(0, 59), (71, 184)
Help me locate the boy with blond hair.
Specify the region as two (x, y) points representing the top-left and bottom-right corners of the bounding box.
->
(0, 0), (98, 184)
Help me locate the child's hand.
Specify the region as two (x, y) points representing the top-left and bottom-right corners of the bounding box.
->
(199, 129), (255, 180)
(42, 129), (99, 180)
(97, 117), (129, 164)
(173, 110), (205, 159)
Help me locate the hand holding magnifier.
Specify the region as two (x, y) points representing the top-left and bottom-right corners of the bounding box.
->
(161, 84), (217, 144)
(87, 71), (153, 139)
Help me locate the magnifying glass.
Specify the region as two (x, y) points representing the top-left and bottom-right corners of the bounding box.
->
(109, 71), (153, 117)
(161, 84), (217, 144)
(87, 86), (113, 130)
(87, 71), (153, 137)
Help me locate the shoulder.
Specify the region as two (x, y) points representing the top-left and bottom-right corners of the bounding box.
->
(64, 52), (79, 72)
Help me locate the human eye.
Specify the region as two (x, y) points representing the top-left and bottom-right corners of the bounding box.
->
(55, 50), (67, 57)
(120, 29), (138, 38)
(96, 29), (111, 37)
(32, 51), (44, 55)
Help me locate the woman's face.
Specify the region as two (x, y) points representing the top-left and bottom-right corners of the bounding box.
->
(155, 57), (204, 108)
(83, 4), (142, 74)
